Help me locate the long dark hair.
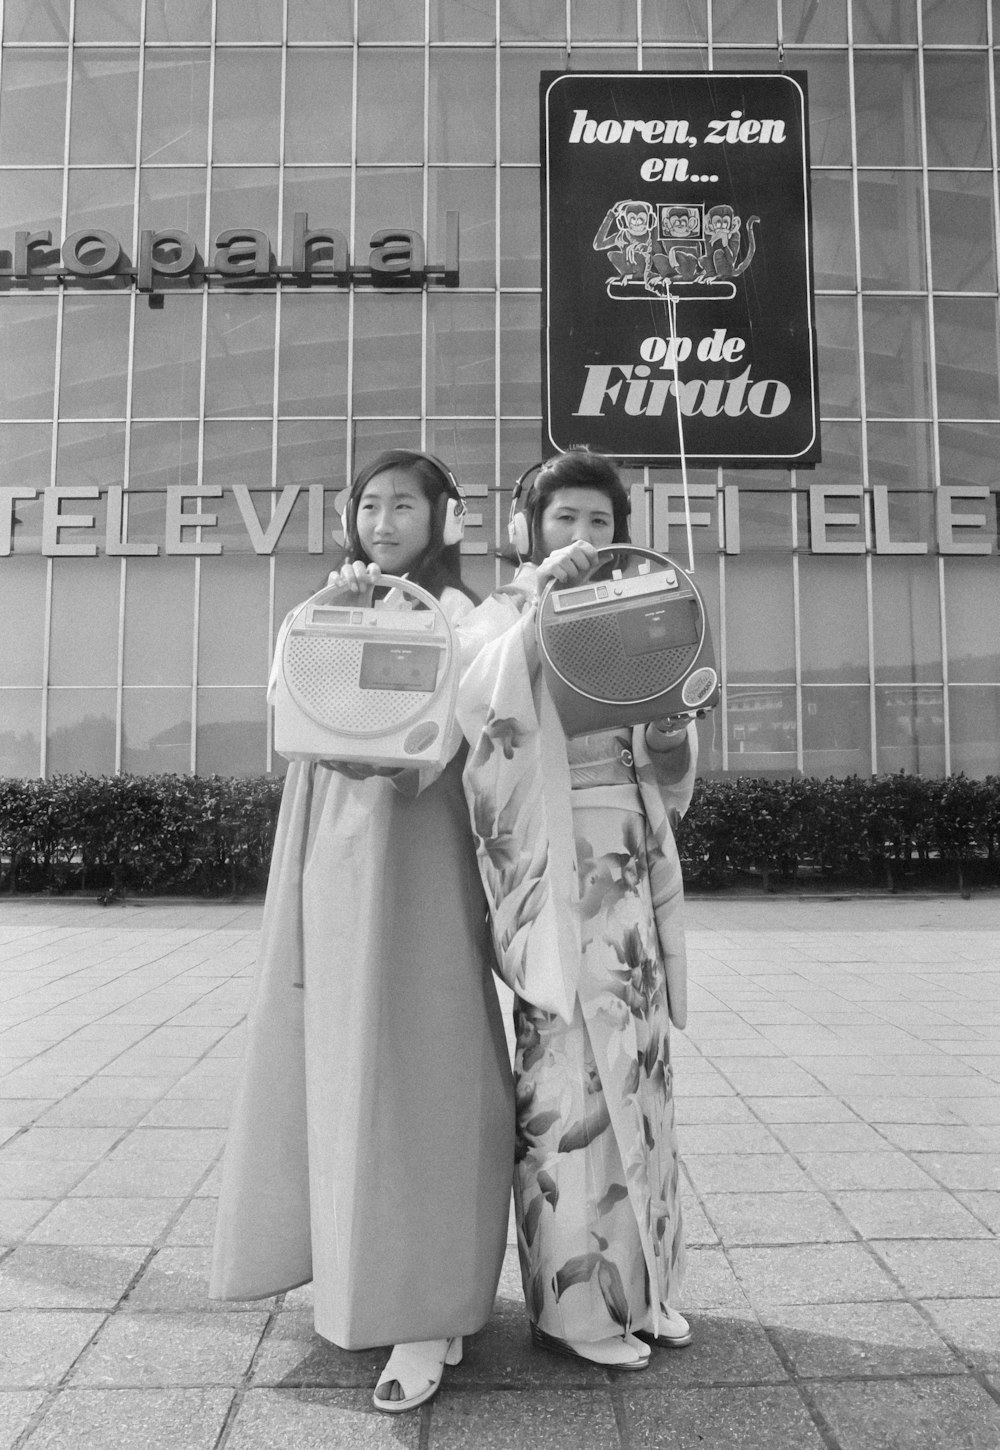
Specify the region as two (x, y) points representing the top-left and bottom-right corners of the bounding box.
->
(526, 450), (631, 564)
(345, 449), (478, 603)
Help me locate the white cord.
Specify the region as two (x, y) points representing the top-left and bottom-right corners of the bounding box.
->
(665, 283), (695, 574)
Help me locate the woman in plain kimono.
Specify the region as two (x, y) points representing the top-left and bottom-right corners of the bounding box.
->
(457, 450), (695, 1370)
(211, 450), (514, 1413)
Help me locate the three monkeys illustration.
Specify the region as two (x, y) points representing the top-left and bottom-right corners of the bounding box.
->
(593, 199), (760, 297)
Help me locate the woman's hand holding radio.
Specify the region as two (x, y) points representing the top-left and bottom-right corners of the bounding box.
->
(328, 560), (383, 601)
(535, 541), (600, 592)
(645, 717), (690, 752)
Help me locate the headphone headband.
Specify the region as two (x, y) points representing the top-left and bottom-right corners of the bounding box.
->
(507, 453), (631, 560)
(342, 449), (467, 547)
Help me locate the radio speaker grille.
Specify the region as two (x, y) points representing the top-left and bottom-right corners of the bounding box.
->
(541, 616), (697, 703)
(285, 635), (430, 733)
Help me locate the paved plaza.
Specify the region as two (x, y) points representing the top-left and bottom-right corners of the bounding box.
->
(1, 892), (999, 1449)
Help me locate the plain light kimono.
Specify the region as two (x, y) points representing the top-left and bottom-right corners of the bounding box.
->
(210, 586), (515, 1350)
(456, 575), (696, 1343)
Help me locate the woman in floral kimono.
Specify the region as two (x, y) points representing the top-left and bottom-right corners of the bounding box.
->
(211, 451), (514, 1413)
(457, 450), (696, 1371)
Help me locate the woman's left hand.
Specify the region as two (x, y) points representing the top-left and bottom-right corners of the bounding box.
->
(535, 540), (600, 592)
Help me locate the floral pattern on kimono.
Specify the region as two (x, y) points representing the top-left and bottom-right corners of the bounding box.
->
(457, 574), (696, 1342)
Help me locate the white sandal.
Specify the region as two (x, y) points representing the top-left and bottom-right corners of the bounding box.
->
(531, 1323), (650, 1369)
(372, 1336), (463, 1413)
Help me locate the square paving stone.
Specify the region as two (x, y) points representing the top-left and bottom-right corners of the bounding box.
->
(680, 1192), (719, 1247)
(19, 1386), (233, 1450)
(638, 1312), (787, 1387)
(0, 1245), (148, 1309)
(430, 1389), (619, 1449)
(622, 1384), (827, 1449)
(798, 1151), (937, 1191)
(761, 1301), (962, 1378)
(72, 1311), (269, 1387)
(810, 1377), (1000, 1450)
(126, 1247), (274, 1312)
(682, 1124), (784, 1154)
(0, 1202), (52, 1245)
(26, 1197), (184, 1247)
(0, 1162), (92, 1200)
(770, 1122), (892, 1153)
(0, 1129), (122, 1161)
(68, 1157), (208, 1198)
(0, 1311), (105, 1388)
(684, 1154), (815, 1195)
(728, 1244), (902, 1308)
(745, 1097), (861, 1124)
(873, 1238), (1000, 1298)
(34, 1100), (154, 1130)
(682, 1247), (756, 1313)
(108, 1129), (225, 1163)
(910, 1152), (1000, 1191)
(0, 1391), (46, 1450)
(225, 1388), (421, 1450)
(701, 1191), (855, 1246)
(834, 1190), (991, 1239)
(164, 1198), (219, 1247)
(675, 1098), (756, 1126)
(921, 1298), (1000, 1372)
(956, 1192), (1000, 1233)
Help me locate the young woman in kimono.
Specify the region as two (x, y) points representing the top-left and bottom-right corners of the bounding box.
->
(211, 450), (514, 1413)
(457, 450), (696, 1371)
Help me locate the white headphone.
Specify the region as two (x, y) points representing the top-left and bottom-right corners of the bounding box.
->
(507, 461), (546, 559)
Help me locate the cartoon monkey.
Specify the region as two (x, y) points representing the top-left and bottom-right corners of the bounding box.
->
(593, 200), (657, 280)
(698, 204), (760, 280)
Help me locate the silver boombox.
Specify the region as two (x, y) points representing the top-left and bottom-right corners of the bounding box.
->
(536, 545), (720, 738)
(273, 576), (459, 769)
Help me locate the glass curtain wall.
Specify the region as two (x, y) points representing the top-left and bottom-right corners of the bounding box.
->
(0, 0), (998, 779)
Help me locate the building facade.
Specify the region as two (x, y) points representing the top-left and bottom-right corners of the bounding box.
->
(1, 0), (998, 780)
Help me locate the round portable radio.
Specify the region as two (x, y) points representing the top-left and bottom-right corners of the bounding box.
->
(273, 576), (459, 769)
(536, 545), (721, 738)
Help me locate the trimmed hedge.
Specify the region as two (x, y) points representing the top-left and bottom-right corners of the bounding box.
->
(1, 770), (999, 897)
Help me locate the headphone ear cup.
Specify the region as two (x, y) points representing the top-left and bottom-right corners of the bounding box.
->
(508, 510), (531, 557)
(442, 496), (466, 546)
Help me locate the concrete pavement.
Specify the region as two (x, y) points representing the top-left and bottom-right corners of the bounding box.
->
(1, 893), (999, 1449)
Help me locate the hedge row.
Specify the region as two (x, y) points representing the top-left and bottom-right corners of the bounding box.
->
(2, 771), (999, 897)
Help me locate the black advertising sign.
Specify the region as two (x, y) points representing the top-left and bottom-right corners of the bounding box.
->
(541, 72), (820, 467)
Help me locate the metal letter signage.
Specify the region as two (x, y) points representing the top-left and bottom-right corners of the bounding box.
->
(542, 72), (820, 467)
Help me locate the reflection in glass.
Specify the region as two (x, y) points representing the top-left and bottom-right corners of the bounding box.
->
(726, 685), (797, 772)
(130, 422), (199, 492)
(939, 422), (1000, 488)
(2, 298), (59, 419)
(934, 297), (1000, 422)
(204, 295), (276, 418)
(69, 50), (139, 166)
(724, 559), (795, 684)
(854, 53), (920, 167)
(851, 0), (916, 43)
(810, 171), (855, 291)
(923, 0), (987, 44)
(66, 169), (135, 243)
(731, 491), (793, 551)
(75, 0), (141, 41)
(798, 556), (869, 684)
(141, 50), (210, 165)
(858, 172), (925, 292)
(0, 557), (47, 686)
(216, 0), (282, 40)
(498, 294), (541, 417)
(499, 0), (565, 40)
(783, 0), (847, 41)
(138, 167), (208, 244)
(426, 294), (495, 416)
(872, 556), (941, 684)
(3, 0), (68, 40)
(429, 51), (496, 164)
(924, 55), (990, 170)
(801, 686), (871, 777)
(500, 167), (540, 288)
(123, 557), (195, 686)
(929, 173), (995, 294)
(352, 293), (423, 417)
(0, 423), (52, 492)
(121, 688), (192, 774)
(352, 418), (423, 460)
(213, 50), (282, 165)
(132, 296), (203, 419)
(357, 51), (424, 165)
(203, 419), (274, 490)
(500, 49), (566, 164)
(867, 422), (934, 492)
(712, 0), (778, 41)
(0, 690), (42, 776)
(279, 294), (350, 416)
(277, 420), (347, 488)
(198, 556), (270, 683)
(145, 0), (212, 41)
(49, 558), (120, 687)
(431, 0), (496, 41)
(59, 296), (130, 419)
(862, 297), (931, 420)
(943, 560), (1000, 683)
(56, 422), (127, 486)
(196, 687), (268, 775)
(0, 51), (68, 165)
(0, 171), (62, 239)
(640, 0), (707, 41)
(570, 0), (636, 42)
(875, 684), (945, 776)
(286, 0), (353, 40)
(75, 686), (157, 772)
(949, 687), (1000, 780)
(284, 53), (354, 167)
(791, 50), (852, 167)
(353, 169), (423, 257)
(429, 168), (496, 288)
(814, 297), (860, 418)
